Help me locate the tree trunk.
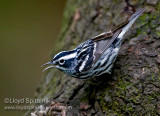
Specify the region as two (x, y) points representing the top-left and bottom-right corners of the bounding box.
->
(28, 0), (160, 116)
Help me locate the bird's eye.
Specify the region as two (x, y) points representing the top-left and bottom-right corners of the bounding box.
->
(59, 59), (65, 65)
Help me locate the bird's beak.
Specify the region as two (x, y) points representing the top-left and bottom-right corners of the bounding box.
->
(41, 61), (56, 72)
(41, 62), (52, 67)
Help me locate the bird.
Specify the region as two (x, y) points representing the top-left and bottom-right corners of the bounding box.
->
(42, 9), (144, 79)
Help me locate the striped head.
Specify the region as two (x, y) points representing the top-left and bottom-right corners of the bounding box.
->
(52, 50), (76, 69)
(42, 50), (78, 76)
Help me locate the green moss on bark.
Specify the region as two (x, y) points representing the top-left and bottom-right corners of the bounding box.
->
(29, 0), (160, 116)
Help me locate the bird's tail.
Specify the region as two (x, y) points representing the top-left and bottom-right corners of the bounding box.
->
(117, 8), (144, 39)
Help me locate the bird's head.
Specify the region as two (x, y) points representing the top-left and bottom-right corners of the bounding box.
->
(42, 50), (77, 73)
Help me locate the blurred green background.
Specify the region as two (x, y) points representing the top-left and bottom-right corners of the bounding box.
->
(0, 0), (66, 115)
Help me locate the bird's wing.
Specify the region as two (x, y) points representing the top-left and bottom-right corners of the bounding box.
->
(92, 8), (144, 64)
(76, 9), (144, 72)
(92, 20), (129, 42)
(91, 20), (129, 64)
(75, 29), (121, 73)
(92, 29), (122, 64)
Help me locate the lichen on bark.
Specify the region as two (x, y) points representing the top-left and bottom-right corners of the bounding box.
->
(28, 0), (160, 116)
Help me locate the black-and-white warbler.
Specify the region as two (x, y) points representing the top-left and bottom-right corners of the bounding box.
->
(42, 9), (144, 79)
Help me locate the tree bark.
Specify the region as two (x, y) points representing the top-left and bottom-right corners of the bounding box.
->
(28, 0), (160, 116)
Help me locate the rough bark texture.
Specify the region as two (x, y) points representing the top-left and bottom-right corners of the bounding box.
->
(28, 0), (160, 116)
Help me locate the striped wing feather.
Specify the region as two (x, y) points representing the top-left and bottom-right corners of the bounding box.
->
(79, 9), (144, 72)
(91, 19), (130, 64)
(78, 21), (127, 72)
(92, 29), (122, 64)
